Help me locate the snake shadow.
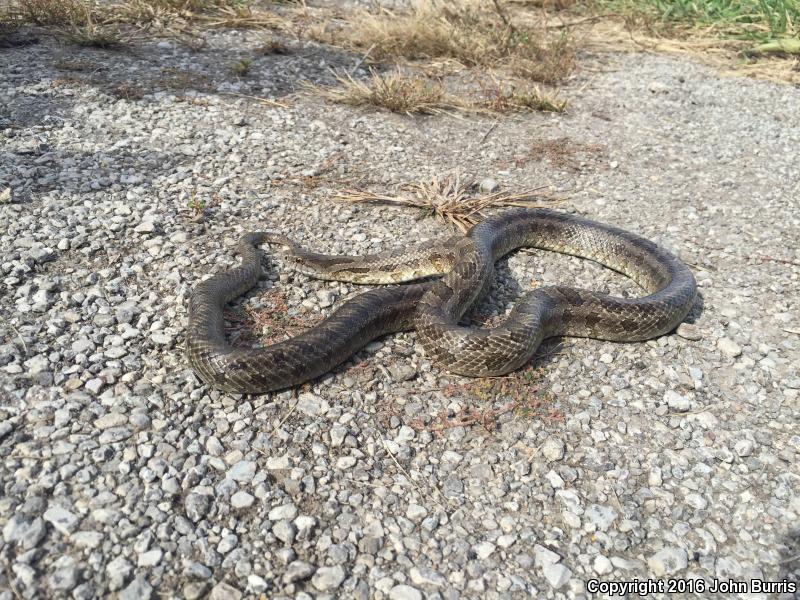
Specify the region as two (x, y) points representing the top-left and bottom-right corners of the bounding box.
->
(776, 528), (800, 594)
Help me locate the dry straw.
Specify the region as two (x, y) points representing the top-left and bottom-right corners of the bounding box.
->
(337, 174), (561, 232)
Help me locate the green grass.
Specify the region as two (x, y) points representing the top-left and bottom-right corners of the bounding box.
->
(598, 0), (799, 40)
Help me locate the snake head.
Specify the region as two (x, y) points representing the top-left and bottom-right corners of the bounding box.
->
(261, 232), (297, 249)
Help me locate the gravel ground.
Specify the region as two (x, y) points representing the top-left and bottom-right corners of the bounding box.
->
(1, 24), (799, 600)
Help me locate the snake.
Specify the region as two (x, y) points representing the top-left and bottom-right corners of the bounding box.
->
(186, 208), (697, 394)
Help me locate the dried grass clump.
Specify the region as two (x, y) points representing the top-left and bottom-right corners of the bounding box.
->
(337, 174), (559, 232)
(3, 0), (287, 38)
(7, 0), (88, 25)
(311, 71), (461, 115)
(313, 70), (568, 115)
(311, 0), (576, 83)
(479, 80), (568, 112)
(508, 32), (576, 84)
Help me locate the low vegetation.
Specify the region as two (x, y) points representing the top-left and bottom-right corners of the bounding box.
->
(337, 174), (560, 232)
(312, 72), (456, 116)
(312, 71), (568, 116)
(310, 0), (576, 84)
(1, 0), (286, 45)
(2, 0), (795, 101)
(598, 0), (798, 42)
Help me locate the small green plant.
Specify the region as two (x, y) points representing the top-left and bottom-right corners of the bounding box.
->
(63, 24), (123, 48)
(231, 57), (252, 76)
(187, 191), (206, 216)
(256, 38), (290, 54)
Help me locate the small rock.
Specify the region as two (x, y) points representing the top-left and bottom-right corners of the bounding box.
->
(150, 332), (173, 345)
(268, 503), (298, 521)
(184, 562), (212, 580)
(107, 557), (132, 590)
(185, 487), (214, 522)
(231, 491), (255, 509)
(611, 556), (644, 570)
(217, 534), (238, 554)
(311, 565), (346, 591)
(94, 413), (127, 430)
(395, 425), (415, 444)
(120, 577), (153, 600)
(3, 515), (45, 549)
(98, 427), (132, 443)
(676, 323), (702, 340)
(80, 375), (104, 394)
(315, 290), (336, 307)
(734, 438), (755, 457)
(330, 424), (347, 447)
(209, 582), (242, 600)
(545, 469), (564, 488)
(541, 437), (565, 461)
(336, 456), (357, 469)
(283, 560), (315, 583)
(24, 354), (49, 374)
(296, 393), (330, 417)
(585, 504), (618, 532)
(227, 461), (256, 483)
(479, 178), (500, 193)
(246, 575), (268, 593)
(541, 563), (571, 588)
(406, 504), (427, 522)
(388, 363), (416, 382)
(294, 515), (317, 538)
(648, 547), (688, 576)
(594, 555), (613, 575)
(44, 506), (79, 535)
(497, 534), (517, 549)
(71, 531), (103, 549)
(409, 566), (446, 589)
(272, 520), (296, 545)
(266, 454), (291, 470)
(474, 541), (496, 560)
(184, 583), (210, 600)
(533, 544), (561, 566)
(389, 584), (423, 600)
(134, 220), (157, 234)
(685, 493), (708, 510)
(13, 563), (36, 588)
(138, 549), (162, 567)
(717, 337), (742, 357)
(664, 390), (691, 412)
(49, 559), (80, 591)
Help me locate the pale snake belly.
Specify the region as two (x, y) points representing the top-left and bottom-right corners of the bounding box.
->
(186, 208), (697, 394)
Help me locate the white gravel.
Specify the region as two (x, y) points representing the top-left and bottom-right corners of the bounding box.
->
(1, 21), (799, 600)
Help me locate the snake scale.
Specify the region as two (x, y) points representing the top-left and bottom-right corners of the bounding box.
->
(187, 208), (697, 394)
